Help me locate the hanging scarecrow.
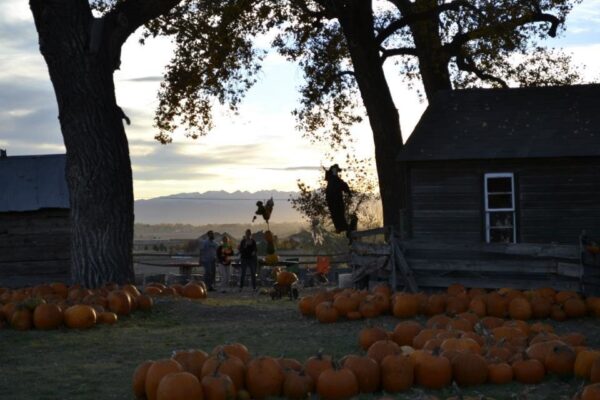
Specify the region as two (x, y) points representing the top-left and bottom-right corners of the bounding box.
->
(325, 164), (353, 234)
(252, 197), (274, 229)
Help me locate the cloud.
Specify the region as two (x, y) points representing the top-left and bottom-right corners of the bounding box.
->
(261, 166), (322, 171)
(125, 76), (164, 82)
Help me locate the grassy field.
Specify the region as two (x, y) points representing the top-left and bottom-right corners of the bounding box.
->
(0, 292), (597, 400)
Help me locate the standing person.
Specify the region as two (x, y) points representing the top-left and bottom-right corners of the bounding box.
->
(238, 229), (257, 292)
(216, 235), (234, 293)
(199, 230), (218, 291)
(325, 164), (352, 234)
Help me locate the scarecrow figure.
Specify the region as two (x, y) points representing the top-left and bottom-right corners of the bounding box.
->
(325, 164), (353, 234)
(252, 197), (274, 228)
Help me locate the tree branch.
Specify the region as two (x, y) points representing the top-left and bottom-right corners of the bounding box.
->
(455, 55), (509, 88)
(376, 0), (478, 45)
(103, 0), (180, 70)
(445, 11), (562, 56)
(380, 46), (418, 63)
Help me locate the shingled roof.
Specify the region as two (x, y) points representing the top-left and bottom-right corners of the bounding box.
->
(397, 84), (600, 161)
(0, 154), (69, 212)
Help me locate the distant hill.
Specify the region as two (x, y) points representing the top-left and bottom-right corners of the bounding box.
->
(134, 190), (302, 225)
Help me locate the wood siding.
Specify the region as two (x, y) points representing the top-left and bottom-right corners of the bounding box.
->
(0, 209), (70, 286)
(406, 158), (600, 245)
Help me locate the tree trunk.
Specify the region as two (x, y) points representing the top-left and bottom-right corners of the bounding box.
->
(409, 0), (452, 100)
(30, 0), (134, 287)
(335, 0), (406, 231)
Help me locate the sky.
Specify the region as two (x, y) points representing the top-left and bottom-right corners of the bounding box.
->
(1, 1), (600, 200)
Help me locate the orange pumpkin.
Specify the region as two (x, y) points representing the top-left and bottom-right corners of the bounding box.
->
(107, 290), (132, 316)
(315, 302), (339, 323)
(380, 353), (414, 392)
(283, 370), (313, 400)
(358, 326), (388, 350)
(132, 360), (154, 399)
(304, 351), (333, 384)
(245, 356), (285, 399)
(317, 368), (359, 400)
(341, 354), (380, 393)
(156, 372), (203, 400)
(201, 352), (246, 392)
(97, 311), (118, 325)
(10, 307), (33, 331)
(201, 372), (236, 400)
(145, 359), (184, 400)
(64, 305), (97, 329)
(33, 303), (63, 330)
(172, 349), (208, 380)
(390, 321), (422, 347)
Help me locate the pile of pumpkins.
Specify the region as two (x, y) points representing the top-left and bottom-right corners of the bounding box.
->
(357, 316), (600, 397)
(143, 281), (208, 299)
(298, 283), (600, 323)
(0, 282), (153, 330)
(133, 341), (600, 400)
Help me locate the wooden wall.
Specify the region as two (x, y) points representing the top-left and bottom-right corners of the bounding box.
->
(406, 158), (600, 245)
(0, 209), (70, 287)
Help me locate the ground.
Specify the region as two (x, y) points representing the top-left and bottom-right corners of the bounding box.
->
(0, 291), (597, 399)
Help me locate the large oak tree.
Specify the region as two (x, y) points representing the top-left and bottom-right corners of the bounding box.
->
(154, 0), (582, 231)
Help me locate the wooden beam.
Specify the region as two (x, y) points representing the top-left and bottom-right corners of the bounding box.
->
(414, 276), (581, 292)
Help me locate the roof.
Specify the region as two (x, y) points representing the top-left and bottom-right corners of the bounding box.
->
(398, 84), (600, 161)
(0, 154), (70, 212)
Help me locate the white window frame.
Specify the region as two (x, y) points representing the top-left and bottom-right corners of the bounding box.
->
(484, 173), (516, 244)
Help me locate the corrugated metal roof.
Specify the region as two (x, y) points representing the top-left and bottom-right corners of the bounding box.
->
(0, 154), (69, 212)
(398, 84), (600, 161)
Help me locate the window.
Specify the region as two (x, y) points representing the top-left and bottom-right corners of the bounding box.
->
(484, 173), (516, 243)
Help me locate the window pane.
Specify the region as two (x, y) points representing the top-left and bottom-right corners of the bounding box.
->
(488, 177), (512, 193)
(488, 194), (513, 209)
(489, 212), (514, 228)
(490, 228), (514, 243)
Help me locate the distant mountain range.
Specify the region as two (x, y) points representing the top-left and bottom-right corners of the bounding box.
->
(134, 190), (302, 224)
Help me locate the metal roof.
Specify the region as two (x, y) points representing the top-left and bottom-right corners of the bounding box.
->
(0, 154), (69, 212)
(398, 84), (600, 161)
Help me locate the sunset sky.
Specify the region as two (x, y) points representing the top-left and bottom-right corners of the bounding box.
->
(1, 1), (599, 199)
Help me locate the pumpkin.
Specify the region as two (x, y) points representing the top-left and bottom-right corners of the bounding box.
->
(359, 297), (381, 319)
(555, 290), (578, 304)
(512, 359), (545, 384)
(440, 338), (481, 355)
(145, 286), (163, 296)
(447, 283), (466, 296)
(276, 271), (298, 286)
(367, 340), (401, 364)
(332, 294), (359, 316)
(315, 302), (339, 323)
(317, 367), (359, 400)
(391, 321), (422, 347)
(508, 297), (532, 320)
(156, 372), (203, 400)
(342, 355), (380, 393)
(298, 296), (315, 316)
(479, 316), (504, 330)
(551, 304), (567, 321)
(446, 317), (473, 332)
(145, 359), (184, 400)
(64, 305), (97, 329)
(413, 350), (452, 389)
(97, 311), (118, 324)
(201, 351), (246, 392)
(531, 297), (552, 318)
(172, 350), (208, 380)
(412, 328), (443, 350)
(425, 294), (447, 316)
(132, 360), (154, 399)
(276, 357), (303, 372)
(138, 294), (154, 311)
(564, 298), (587, 318)
(32, 303), (63, 330)
(212, 343), (251, 365)
(544, 343), (576, 375)
(245, 356), (285, 399)
(575, 350), (600, 379)
(425, 314), (451, 329)
(182, 282), (206, 299)
(201, 372), (236, 400)
(380, 354), (414, 392)
(582, 383), (600, 400)
(392, 293), (419, 318)
(10, 306), (33, 331)
(347, 311), (363, 320)
(359, 326), (388, 350)
(49, 282), (69, 299)
(305, 351), (333, 383)
(488, 362), (513, 384)
(445, 296), (469, 316)
(451, 352), (488, 386)
(485, 292), (508, 318)
(107, 290), (132, 316)
(591, 358), (600, 383)
(283, 370), (314, 400)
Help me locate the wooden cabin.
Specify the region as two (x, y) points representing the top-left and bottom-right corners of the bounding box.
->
(395, 84), (600, 293)
(0, 153), (71, 287)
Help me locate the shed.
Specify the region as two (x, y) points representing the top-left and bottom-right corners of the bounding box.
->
(0, 153), (71, 286)
(395, 84), (600, 292)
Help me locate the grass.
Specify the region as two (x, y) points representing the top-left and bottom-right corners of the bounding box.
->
(0, 293), (597, 400)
